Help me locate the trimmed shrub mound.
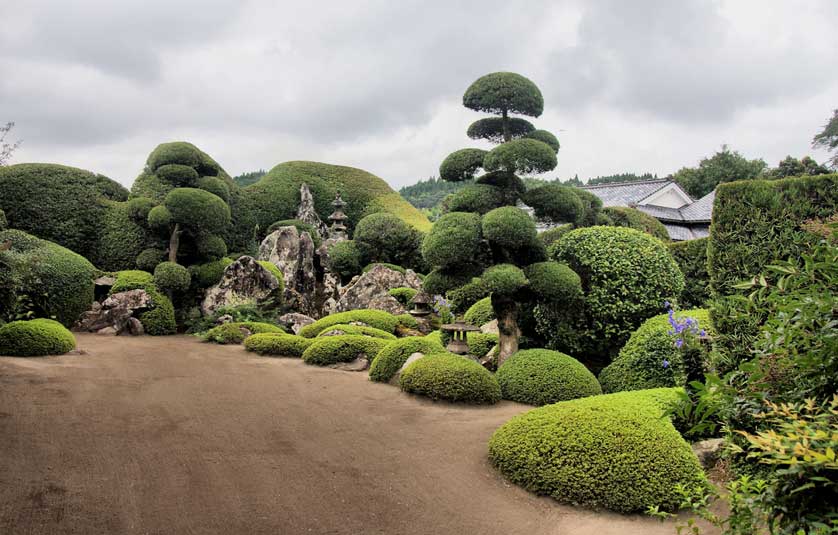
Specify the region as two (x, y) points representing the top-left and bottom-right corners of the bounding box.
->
(107, 270), (176, 335)
(464, 297), (494, 326)
(467, 332), (498, 358)
(153, 262), (191, 293)
(189, 257), (234, 288)
(599, 309), (713, 393)
(244, 333), (313, 357)
(298, 310), (400, 338)
(488, 388), (707, 513)
(368, 336), (445, 383)
(316, 324), (396, 340)
(399, 353), (501, 404)
(110, 270), (155, 294)
(394, 313), (419, 330)
(495, 349), (601, 406)
(301, 335), (390, 366)
(0, 319), (76, 357)
(388, 287), (417, 307)
(203, 322), (285, 344)
(602, 206), (669, 241)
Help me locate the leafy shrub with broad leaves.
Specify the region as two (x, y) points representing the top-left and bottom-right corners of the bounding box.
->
(495, 349), (601, 405)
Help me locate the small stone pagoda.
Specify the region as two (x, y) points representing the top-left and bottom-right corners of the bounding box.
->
(328, 192), (348, 240)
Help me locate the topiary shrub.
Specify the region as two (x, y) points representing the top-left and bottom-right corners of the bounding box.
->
(539, 224), (572, 248)
(0, 230), (96, 327)
(96, 199), (150, 272)
(202, 322), (285, 344)
(668, 238), (710, 308)
(495, 349), (601, 405)
(464, 297), (495, 326)
(109, 270), (155, 294)
(153, 262), (191, 293)
(439, 148), (487, 182)
(488, 388), (707, 513)
(399, 353), (501, 404)
(196, 234), (228, 260)
(523, 185), (584, 226)
(127, 196), (156, 222)
(524, 129), (560, 152)
(388, 287), (417, 307)
(136, 248), (166, 272)
(395, 313), (419, 330)
(467, 332), (498, 358)
(244, 333), (314, 357)
(445, 184), (508, 214)
(483, 139), (557, 175)
(524, 261), (582, 303)
(316, 324), (396, 340)
(601, 206), (670, 241)
(195, 176), (230, 202)
(0, 319), (76, 356)
(298, 310), (400, 338)
(541, 226), (684, 363)
(353, 212), (423, 270)
(189, 257), (234, 288)
(482, 206), (537, 249)
(368, 336), (446, 383)
(301, 335), (390, 366)
(599, 309), (713, 394)
(421, 212), (483, 269)
(328, 240), (363, 280)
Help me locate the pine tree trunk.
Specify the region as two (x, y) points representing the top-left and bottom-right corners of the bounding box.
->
(168, 223), (181, 263)
(502, 108), (511, 142)
(492, 293), (519, 367)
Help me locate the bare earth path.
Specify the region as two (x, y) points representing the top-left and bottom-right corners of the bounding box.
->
(1, 334), (686, 535)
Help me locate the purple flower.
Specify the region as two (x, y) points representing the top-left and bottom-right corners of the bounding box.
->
(675, 339), (684, 349)
(662, 359), (670, 369)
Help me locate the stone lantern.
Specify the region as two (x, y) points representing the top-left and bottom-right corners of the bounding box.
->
(409, 289), (433, 318)
(328, 192), (348, 239)
(440, 317), (480, 355)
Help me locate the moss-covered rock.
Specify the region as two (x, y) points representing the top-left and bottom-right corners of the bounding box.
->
(0, 318), (76, 357)
(399, 353), (501, 404)
(495, 349), (601, 405)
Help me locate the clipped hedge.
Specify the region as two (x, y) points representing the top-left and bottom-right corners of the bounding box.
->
(301, 335), (389, 366)
(599, 309), (713, 394)
(202, 322), (285, 344)
(439, 148), (487, 182)
(399, 353), (501, 404)
(388, 287), (417, 307)
(467, 332), (498, 358)
(244, 333), (314, 357)
(421, 211), (483, 269)
(316, 324), (396, 340)
(109, 270), (155, 294)
(464, 297), (495, 326)
(0, 319), (76, 357)
(189, 258), (234, 288)
(96, 199), (149, 271)
(446, 184), (509, 215)
(298, 310), (400, 338)
(354, 212), (423, 270)
(488, 388), (707, 513)
(495, 349), (601, 406)
(602, 206), (669, 241)
(707, 174), (838, 368)
(368, 336), (445, 383)
(153, 262), (191, 293)
(668, 238), (710, 308)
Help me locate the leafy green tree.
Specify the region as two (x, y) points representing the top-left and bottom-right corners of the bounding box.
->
(148, 188), (231, 263)
(0, 122), (21, 166)
(767, 155), (830, 178)
(673, 146), (766, 198)
(812, 109), (838, 169)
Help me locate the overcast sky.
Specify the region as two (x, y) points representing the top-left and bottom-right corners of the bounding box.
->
(2, 0), (837, 189)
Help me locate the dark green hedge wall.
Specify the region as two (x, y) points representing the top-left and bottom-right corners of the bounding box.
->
(668, 238), (710, 308)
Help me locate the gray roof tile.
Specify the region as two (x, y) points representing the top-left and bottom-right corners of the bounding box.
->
(581, 179), (670, 207)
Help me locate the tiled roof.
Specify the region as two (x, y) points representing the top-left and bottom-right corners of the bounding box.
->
(679, 191), (714, 222)
(663, 224), (710, 241)
(637, 204), (684, 222)
(581, 179), (671, 207)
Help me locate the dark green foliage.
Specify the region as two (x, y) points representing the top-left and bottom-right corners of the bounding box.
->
(127, 197), (156, 222)
(543, 226), (684, 362)
(445, 184), (508, 214)
(668, 238), (710, 308)
(446, 278), (489, 315)
(673, 146), (767, 198)
(483, 139), (557, 175)
(587, 172), (658, 186)
(135, 248), (167, 272)
(243, 332), (312, 357)
(153, 262), (191, 293)
(462, 72), (544, 118)
(108, 270), (175, 335)
(0, 318), (76, 356)
(464, 296), (494, 326)
(488, 388), (706, 513)
(476, 170), (526, 193)
(467, 117), (535, 144)
(0, 208), (5, 230)
(538, 225), (572, 248)
(523, 185), (584, 225)
(482, 206), (537, 250)
(767, 155), (830, 178)
(368, 336), (446, 382)
(146, 142), (207, 172)
(327, 241), (363, 279)
(96, 199), (150, 271)
(439, 148), (487, 182)
(495, 349), (601, 405)
(482, 264), (527, 296)
(265, 219), (322, 248)
(388, 287), (417, 307)
(601, 206), (669, 241)
(301, 335), (389, 366)
(155, 164), (199, 186)
(233, 169), (267, 187)
(707, 174), (838, 368)
(571, 189), (604, 227)
(196, 234), (227, 260)
(598, 309), (712, 393)
(188, 257), (233, 288)
(0, 163), (128, 261)
(0, 230), (95, 327)
(524, 262), (582, 303)
(195, 176), (230, 202)
(147, 205), (172, 229)
(298, 310), (400, 338)
(109, 270), (154, 294)
(353, 212), (423, 269)
(421, 212), (483, 270)
(422, 268), (477, 296)
(202, 321), (285, 344)
(315, 323), (396, 339)
(524, 129), (559, 153)
(399, 176), (472, 210)
(164, 188), (231, 234)
(399, 353), (501, 404)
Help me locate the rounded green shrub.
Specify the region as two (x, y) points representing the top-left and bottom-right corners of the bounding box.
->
(109, 270), (155, 294)
(395, 313), (419, 329)
(368, 336), (445, 382)
(164, 188), (231, 234)
(445, 184), (507, 215)
(0, 319), (76, 356)
(316, 324), (396, 340)
(138, 290), (176, 336)
(301, 335), (390, 366)
(463, 72), (544, 117)
(483, 139), (557, 175)
(482, 206), (537, 249)
(495, 349), (601, 406)
(524, 129), (560, 152)
(354, 212), (423, 269)
(203, 321), (285, 344)
(195, 176), (230, 201)
(388, 287), (417, 307)
(328, 240), (363, 279)
(188, 257), (233, 288)
(147, 205), (172, 229)
(544, 226), (685, 360)
(488, 388), (707, 513)
(96, 199), (149, 272)
(399, 353), (501, 404)
(154, 262), (191, 293)
(127, 196), (156, 221)
(147, 143), (206, 171)
(524, 185), (584, 225)
(464, 297), (494, 326)
(136, 248), (166, 272)
(422, 212), (483, 269)
(539, 224), (572, 248)
(422, 268), (477, 296)
(244, 333), (313, 357)
(298, 310), (400, 338)
(466, 332), (498, 357)
(602, 206), (669, 241)
(467, 117), (535, 143)
(194, 234), (227, 261)
(599, 309), (713, 393)
(524, 262), (581, 303)
(439, 148), (487, 182)
(0, 230), (96, 326)
(482, 264), (527, 296)
(155, 164), (199, 186)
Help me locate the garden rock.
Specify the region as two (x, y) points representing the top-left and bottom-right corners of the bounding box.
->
(389, 352), (425, 385)
(330, 356), (371, 372)
(259, 226), (318, 316)
(335, 264), (423, 315)
(691, 438), (725, 469)
(215, 314), (234, 325)
(75, 289), (153, 336)
(296, 183), (328, 239)
(201, 256), (281, 315)
(480, 319), (499, 335)
(278, 312), (315, 334)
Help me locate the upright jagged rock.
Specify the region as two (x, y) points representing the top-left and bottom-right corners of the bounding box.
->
(201, 256), (281, 315)
(259, 226), (319, 317)
(295, 183), (328, 239)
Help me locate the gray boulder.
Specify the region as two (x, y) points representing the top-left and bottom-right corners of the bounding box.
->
(278, 312), (315, 334)
(259, 226), (318, 316)
(296, 183), (328, 239)
(336, 264), (423, 315)
(75, 289), (153, 336)
(201, 256), (281, 315)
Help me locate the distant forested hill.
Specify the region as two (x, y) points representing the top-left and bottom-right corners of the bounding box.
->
(234, 170), (267, 187)
(587, 173), (658, 185)
(398, 176), (471, 209)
